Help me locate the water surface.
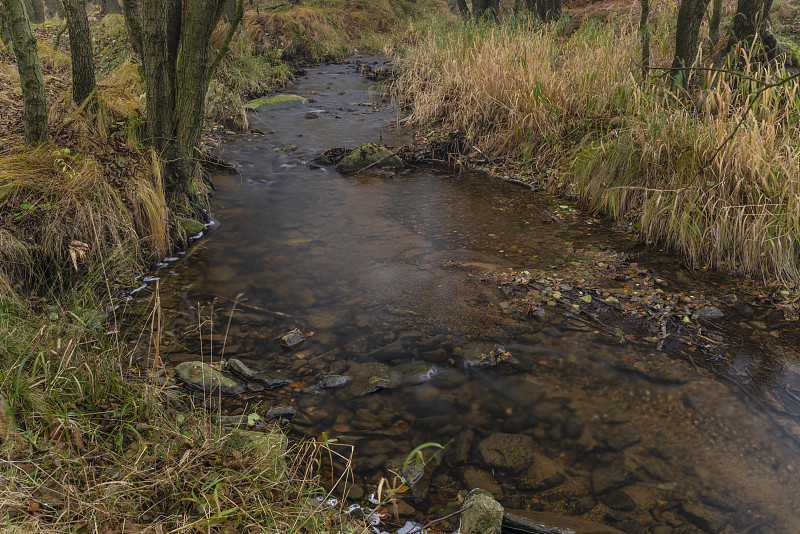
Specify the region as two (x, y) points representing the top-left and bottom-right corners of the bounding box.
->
(127, 59), (800, 533)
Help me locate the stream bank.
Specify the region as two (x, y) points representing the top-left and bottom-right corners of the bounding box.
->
(123, 58), (800, 533)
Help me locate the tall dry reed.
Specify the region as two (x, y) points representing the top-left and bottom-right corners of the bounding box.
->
(395, 13), (800, 284)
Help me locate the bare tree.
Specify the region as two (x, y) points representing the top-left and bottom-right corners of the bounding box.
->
(1, 0), (48, 144)
(472, 0), (498, 19)
(671, 0), (712, 87)
(122, 0), (244, 207)
(62, 0), (96, 105)
(526, 0), (561, 21)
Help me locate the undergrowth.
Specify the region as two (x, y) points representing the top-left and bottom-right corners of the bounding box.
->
(395, 10), (800, 284)
(0, 295), (356, 533)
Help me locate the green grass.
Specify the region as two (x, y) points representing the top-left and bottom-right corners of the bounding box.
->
(0, 294), (359, 533)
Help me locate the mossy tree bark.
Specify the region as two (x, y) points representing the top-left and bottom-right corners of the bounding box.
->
(0, 9), (10, 45)
(44, 0), (64, 18)
(716, 0), (776, 61)
(526, 0), (561, 21)
(62, 0), (96, 105)
(123, 0), (244, 209)
(671, 0), (712, 87)
(471, 0), (498, 19)
(2, 0), (48, 144)
(709, 0), (722, 46)
(99, 0), (121, 15)
(640, 0), (650, 77)
(23, 0), (44, 22)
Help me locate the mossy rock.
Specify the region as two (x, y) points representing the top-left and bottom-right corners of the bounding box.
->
(334, 143), (404, 173)
(171, 217), (206, 247)
(174, 361), (245, 395)
(226, 429), (287, 476)
(461, 488), (503, 534)
(244, 94), (308, 111)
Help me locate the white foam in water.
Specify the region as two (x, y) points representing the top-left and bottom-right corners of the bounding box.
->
(367, 493), (381, 505)
(142, 276), (159, 282)
(163, 257), (179, 262)
(345, 503), (362, 514)
(326, 497), (338, 507)
(129, 283), (147, 294)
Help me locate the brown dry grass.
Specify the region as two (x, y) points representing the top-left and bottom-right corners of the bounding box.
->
(396, 10), (800, 284)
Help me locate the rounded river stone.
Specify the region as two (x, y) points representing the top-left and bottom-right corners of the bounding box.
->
(174, 361), (245, 395)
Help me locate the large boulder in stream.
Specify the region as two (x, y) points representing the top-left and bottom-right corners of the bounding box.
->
(244, 94), (307, 111)
(174, 361), (245, 395)
(334, 143), (404, 173)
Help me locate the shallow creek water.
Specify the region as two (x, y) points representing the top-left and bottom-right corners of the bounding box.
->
(127, 59), (800, 533)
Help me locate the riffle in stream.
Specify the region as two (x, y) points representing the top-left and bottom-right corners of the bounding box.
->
(123, 59), (800, 533)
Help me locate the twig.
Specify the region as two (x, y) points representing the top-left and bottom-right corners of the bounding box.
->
(471, 145), (497, 167)
(639, 62), (800, 88)
(407, 504), (472, 534)
(700, 73), (800, 169)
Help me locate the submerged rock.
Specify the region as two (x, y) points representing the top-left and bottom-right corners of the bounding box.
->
(174, 361), (245, 395)
(226, 358), (258, 380)
(256, 370), (292, 389)
(318, 375), (352, 389)
(244, 94), (308, 111)
(591, 463), (635, 494)
(276, 328), (306, 351)
(337, 361), (394, 399)
(461, 488), (504, 534)
(334, 143), (404, 173)
(478, 433), (535, 473)
(392, 360), (439, 385)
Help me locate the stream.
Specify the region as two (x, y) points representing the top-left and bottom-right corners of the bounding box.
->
(124, 59), (800, 533)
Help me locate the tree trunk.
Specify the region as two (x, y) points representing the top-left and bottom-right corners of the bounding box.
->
(120, 0), (143, 57)
(62, 0), (96, 105)
(717, 0), (776, 60)
(530, 0), (561, 20)
(472, 0), (498, 19)
(43, 0), (64, 18)
(640, 0), (650, 77)
(455, 0), (469, 17)
(671, 0), (712, 87)
(709, 0), (722, 46)
(24, 0), (45, 23)
(135, 0), (242, 207)
(106, 0), (121, 15)
(1, 9), (11, 45)
(2, 0), (48, 144)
